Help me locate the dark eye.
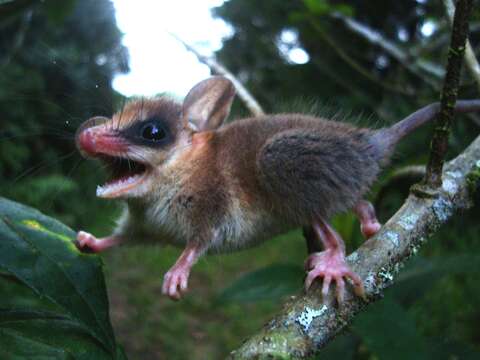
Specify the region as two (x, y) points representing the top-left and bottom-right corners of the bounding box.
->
(141, 122), (166, 141)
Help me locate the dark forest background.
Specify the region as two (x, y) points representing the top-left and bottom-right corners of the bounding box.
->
(0, 0), (479, 359)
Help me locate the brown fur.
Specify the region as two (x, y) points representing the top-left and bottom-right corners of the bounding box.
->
(111, 97), (182, 130)
(89, 97), (384, 252)
(76, 77), (480, 300)
(79, 78), (480, 254)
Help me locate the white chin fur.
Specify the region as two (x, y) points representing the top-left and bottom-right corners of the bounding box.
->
(96, 173), (145, 198)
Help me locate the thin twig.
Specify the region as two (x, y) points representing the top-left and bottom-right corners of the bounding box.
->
(308, 19), (415, 96)
(443, 0), (480, 93)
(331, 12), (443, 89)
(0, 9), (32, 67)
(425, 0), (473, 187)
(168, 32), (265, 116)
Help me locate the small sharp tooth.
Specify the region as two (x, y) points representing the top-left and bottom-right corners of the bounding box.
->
(96, 185), (105, 196)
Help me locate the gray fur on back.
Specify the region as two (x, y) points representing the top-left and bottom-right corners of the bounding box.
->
(256, 123), (380, 224)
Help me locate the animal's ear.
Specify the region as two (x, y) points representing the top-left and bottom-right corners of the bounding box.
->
(182, 76), (236, 132)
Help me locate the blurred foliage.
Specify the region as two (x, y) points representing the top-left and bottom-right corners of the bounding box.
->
(0, 197), (126, 358)
(1, 0), (480, 359)
(0, 0), (127, 229)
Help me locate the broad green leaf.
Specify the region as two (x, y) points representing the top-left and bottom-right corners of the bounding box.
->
(353, 297), (429, 360)
(217, 264), (304, 303)
(0, 275), (60, 313)
(0, 328), (71, 360)
(0, 197), (116, 355)
(0, 309), (112, 360)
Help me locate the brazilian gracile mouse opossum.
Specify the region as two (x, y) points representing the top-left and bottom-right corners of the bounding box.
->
(75, 76), (480, 301)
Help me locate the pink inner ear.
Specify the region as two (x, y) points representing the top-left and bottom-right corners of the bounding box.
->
(182, 76), (236, 132)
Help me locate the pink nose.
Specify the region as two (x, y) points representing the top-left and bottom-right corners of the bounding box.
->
(76, 125), (128, 157)
(77, 127), (98, 156)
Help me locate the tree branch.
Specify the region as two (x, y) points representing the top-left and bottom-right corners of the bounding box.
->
(228, 131), (480, 360)
(169, 32), (265, 116)
(426, 0), (473, 187)
(331, 12), (443, 89)
(308, 19), (415, 96)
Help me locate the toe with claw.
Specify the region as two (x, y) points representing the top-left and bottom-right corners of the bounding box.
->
(354, 200), (382, 239)
(161, 242), (202, 300)
(305, 249), (365, 303)
(162, 265), (190, 300)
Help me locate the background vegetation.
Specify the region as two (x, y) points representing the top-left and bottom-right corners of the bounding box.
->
(0, 0), (479, 359)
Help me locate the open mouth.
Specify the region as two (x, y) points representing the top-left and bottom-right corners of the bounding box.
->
(96, 156), (149, 198)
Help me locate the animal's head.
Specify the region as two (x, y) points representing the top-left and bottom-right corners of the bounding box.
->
(75, 76), (236, 199)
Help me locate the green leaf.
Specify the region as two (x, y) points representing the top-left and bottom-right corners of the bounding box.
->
(0, 328), (72, 360)
(0, 309), (113, 360)
(353, 297), (429, 360)
(0, 197), (117, 355)
(303, 0), (330, 15)
(217, 264), (304, 303)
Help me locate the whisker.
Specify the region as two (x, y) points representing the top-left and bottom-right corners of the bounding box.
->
(44, 157), (85, 213)
(11, 150), (77, 184)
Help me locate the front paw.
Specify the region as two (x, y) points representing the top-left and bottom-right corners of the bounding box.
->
(162, 267), (190, 300)
(75, 231), (119, 253)
(76, 231), (98, 253)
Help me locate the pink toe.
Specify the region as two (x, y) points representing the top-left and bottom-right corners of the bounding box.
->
(361, 222), (382, 239)
(336, 278), (345, 303)
(321, 276), (332, 297)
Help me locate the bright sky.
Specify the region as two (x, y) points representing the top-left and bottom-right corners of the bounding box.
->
(111, 0), (310, 98)
(112, 0), (232, 97)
